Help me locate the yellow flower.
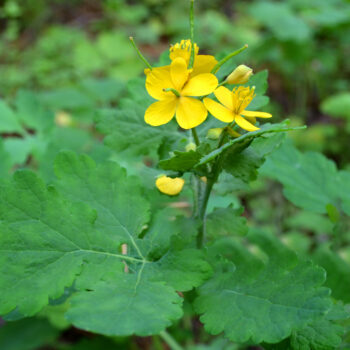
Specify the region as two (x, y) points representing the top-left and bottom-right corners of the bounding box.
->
(145, 57), (218, 129)
(203, 86), (272, 132)
(170, 39), (218, 76)
(226, 65), (253, 85)
(156, 175), (185, 196)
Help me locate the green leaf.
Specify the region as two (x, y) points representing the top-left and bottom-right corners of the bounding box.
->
(0, 318), (59, 350)
(66, 276), (183, 337)
(313, 247), (350, 304)
(79, 78), (125, 105)
(321, 92), (350, 120)
(54, 151), (150, 243)
(247, 70), (268, 95)
(223, 147), (264, 183)
(0, 152), (210, 336)
(39, 87), (94, 111)
(261, 140), (350, 215)
(145, 248), (212, 292)
(195, 230), (332, 344)
(0, 170), (119, 316)
(0, 100), (23, 134)
(206, 207), (248, 238)
(159, 150), (202, 172)
(266, 303), (348, 350)
(197, 122), (305, 166)
(15, 90), (54, 132)
(288, 304), (347, 350)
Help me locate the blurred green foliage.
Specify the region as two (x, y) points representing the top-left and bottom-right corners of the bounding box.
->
(0, 0), (349, 349)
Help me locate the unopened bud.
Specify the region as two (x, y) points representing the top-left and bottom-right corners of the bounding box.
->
(156, 175), (185, 196)
(226, 65), (253, 85)
(186, 142), (197, 152)
(207, 128), (223, 140)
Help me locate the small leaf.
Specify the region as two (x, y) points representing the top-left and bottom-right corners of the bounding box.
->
(159, 150), (202, 172)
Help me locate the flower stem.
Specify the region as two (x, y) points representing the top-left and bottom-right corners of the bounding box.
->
(196, 129), (228, 248)
(129, 36), (153, 71)
(191, 127), (200, 146)
(189, 0), (195, 69)
(159, 331), (184, 350)
(211, 44), (248, 74)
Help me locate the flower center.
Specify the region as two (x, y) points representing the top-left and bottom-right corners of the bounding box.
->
(232, 87), (255, 114)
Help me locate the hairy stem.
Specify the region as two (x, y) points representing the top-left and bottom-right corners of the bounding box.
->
(159, 331), (184, 350)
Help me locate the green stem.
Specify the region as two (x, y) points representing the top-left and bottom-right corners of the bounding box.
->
(159, 331), (184, 350)
(191, 127), (200, 146)
(129, 36), (153, 70)
(211, 44), (248, 74)
(196, 129), (228, 248)
(189, 0), (195, 69)
(197, 178), (214, 248)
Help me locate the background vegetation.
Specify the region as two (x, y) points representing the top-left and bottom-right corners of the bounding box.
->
(0, 0), (349, 349)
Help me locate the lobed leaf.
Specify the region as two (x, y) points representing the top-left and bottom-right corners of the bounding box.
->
(195, 230), (332, 344)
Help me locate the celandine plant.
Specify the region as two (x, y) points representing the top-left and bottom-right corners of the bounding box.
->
(0, 1), (349, 349)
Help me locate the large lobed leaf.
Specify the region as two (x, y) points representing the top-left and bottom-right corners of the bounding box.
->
(195, 230), (333, 344)
(0, 151), (211, 336)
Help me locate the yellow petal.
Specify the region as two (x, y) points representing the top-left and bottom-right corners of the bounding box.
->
(144, 98), (178, 126)
(181, 73), (218, 97)
(203, 98), (234, 123)
(235, 115), (260, 132)
(241, 110), (272, 118)
(176, 97), (207, 129)
(214, 86), (234, 110)
(192, 55), (218, 76)
(156, 176), (185, 196)
(170, 57), (189, 91)
(146, 66), (175, 100)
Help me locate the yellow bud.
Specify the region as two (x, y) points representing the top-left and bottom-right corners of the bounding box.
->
(186, 142), (197, 152)
(156, 175), (185, 196)
(200, 176), (207, 183)
(207, 128), (223, 140)
(55, 111), (72, 127)
(226, 65), (253, 85)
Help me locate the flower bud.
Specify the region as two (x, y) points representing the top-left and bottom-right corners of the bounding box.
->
(207, 128), (223, 140)
(226, 65), (253, 85)
(186, 142), (197, 152)
(156, 175), (185, 196)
